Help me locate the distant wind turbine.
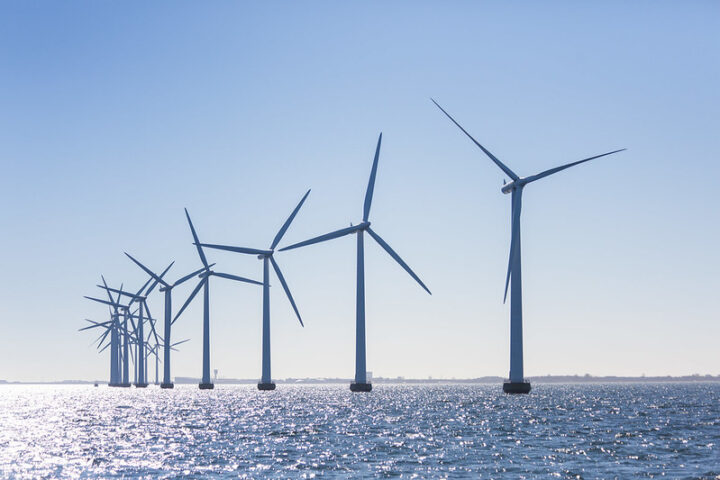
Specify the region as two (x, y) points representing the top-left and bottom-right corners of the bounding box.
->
(432, 99), (625, 394)
(175, 208), (263, 390)
(96, 263), (170, 387)
(280, 134), (431, 392)
(84, 294), (132, 387)
(98, 273), (168, 387)
(125, 253), (209, 388)
(100, 276), (121, 385)
(197, 190), (310, 390)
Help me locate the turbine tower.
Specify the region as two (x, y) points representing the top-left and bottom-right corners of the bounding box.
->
(197, 190), (310, 391)
(280, 134), (431, 392)
(125, 253), (209, 389)
(432, 99), (625, 394)
(176, 208), (263, 390)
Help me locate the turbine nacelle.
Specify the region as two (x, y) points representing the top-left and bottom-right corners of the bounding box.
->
(501, 180), (520, 194)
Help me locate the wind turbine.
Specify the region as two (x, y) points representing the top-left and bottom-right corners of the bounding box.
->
(432, 99), (625, 394)
(125, 253), (209, 389)
(94, 262), (171, 387)
(98, 279), (166, 387)
(100, 276), (121, 385)
(84, 294), (132, 387)
(280, 134), (431, 392)
(197, 190), (310, 391)
(175, 209), (263, 390)
(101, 288), (147, 387)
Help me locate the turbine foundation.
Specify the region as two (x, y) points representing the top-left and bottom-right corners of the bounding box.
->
(257, 382), (276, 391)
(160, 382), (174, 389)
(350, 382), (372, 392)
(199, 383), (214, 390)
(134, 383), (148, 388)
(503, 381), (531, 394)
(118, 383), (131, 388)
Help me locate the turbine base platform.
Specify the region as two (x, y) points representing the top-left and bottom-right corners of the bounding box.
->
(160, 382), (174, 389)
(257, 382), (276, 391)
(350, 382), (372, 392)
(199, 383), (214, 390)
(134, 383), (148, 388)
(108, 383), (122, 387)
(503, 381), (531, 394)
(117, 383), (132, 388)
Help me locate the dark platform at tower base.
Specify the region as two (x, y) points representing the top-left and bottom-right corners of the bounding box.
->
(199, 383), (214, 390)
(117, 383), (131, 388)
(350, 382), (372, 392)
(503, 381), (531, 394)
(134, 383), (148, 388)
(108, 383), (121, 387)
(258, 382), (276, 391)
(160, 382), (174, 389)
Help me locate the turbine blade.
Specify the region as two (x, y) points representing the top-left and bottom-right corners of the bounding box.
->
(363, 133), (382, 222)
(279, 223), (364, 251)
(366, 227), (431, 295)
(212, 272), (263, 286)
(128, 315), (137, 335)
(431, 99), (519, 181)
(131, 277), (153, 303)
(143, 300), (161, 347)
(125, 253), (170, 288)
(172, 278), (206, 325)
(270, 257), (303, 327)
(504, 189), (523, 303)
(143, 303), (153, 323)
(522, 149), (626, 185)
(78, 320), (112, 331)
(145, 262), (175, 297)
(271, 189), (311, 250)
(97, 285), (142, 299)
(185, 208), (209, 268)
(173, 264), (214, 287)
(100, 275), (114, 303)
(85, 296), (125, 309)
(96, 327), (112, 349)
(197, 243), (270, 256)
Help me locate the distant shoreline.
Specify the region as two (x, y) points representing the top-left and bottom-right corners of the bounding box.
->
(2, 375), (718, 385)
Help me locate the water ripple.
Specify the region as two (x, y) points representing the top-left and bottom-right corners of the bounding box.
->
(0, 383), (718, 478)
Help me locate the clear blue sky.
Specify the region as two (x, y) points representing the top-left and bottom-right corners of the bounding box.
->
(1, 1), (718, 381)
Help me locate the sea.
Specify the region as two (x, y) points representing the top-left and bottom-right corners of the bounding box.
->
(0, 383), (717, 479)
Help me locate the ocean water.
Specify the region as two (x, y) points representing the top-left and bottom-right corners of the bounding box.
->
(0, 383), (717, 479)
